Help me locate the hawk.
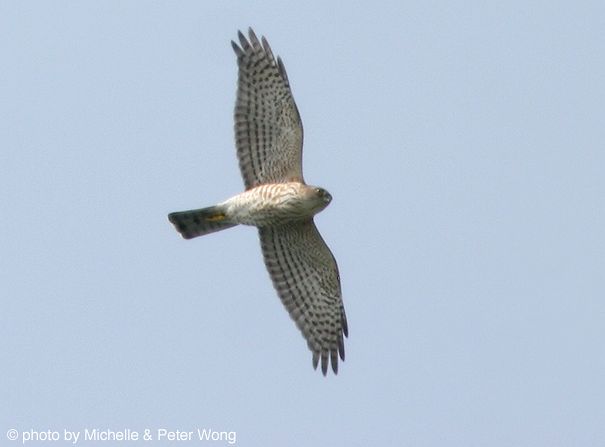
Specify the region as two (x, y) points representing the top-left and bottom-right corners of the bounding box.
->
(168, 28), (348, 375)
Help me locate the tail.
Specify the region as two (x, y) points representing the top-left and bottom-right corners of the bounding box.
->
(168, 205), (237, 239)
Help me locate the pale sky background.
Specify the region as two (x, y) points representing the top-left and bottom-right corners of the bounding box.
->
(2, 1), (604, 446)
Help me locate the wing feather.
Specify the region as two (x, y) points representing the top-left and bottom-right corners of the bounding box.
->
(259, 221), (348, 375)
(231, 28), (304, 189)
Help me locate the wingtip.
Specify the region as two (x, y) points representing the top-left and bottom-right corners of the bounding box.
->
(312, 350), (342, 376)
(321, 352), (328, 376)
(237, 29), (248, 49)
(248, 28), (261, 49)
(331, 350), (339, 374)
(231, 39), (243, 57)
(277, 56), (289, 83)
(338, 335), (345, 361)
(261, 35), (275, 62)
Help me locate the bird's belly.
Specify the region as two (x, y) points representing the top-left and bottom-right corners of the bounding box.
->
(224, 183), (312, 226)
(230, 200), (309, 226)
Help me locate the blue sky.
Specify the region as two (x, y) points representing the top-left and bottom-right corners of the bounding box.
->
(2, 1), (604, 446)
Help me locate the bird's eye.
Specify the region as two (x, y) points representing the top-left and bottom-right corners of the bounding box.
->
(315, 188), (323, 196)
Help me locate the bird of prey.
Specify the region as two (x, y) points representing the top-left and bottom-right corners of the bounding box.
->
(168, 28), (347, 375)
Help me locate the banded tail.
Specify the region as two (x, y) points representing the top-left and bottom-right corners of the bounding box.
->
(168, 205), (237, 239)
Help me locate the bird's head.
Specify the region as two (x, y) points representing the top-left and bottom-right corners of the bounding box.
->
(305, 185), (332, 214)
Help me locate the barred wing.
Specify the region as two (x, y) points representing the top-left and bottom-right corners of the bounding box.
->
(259, 221), (348, 375)
(231, 28), (304, 189)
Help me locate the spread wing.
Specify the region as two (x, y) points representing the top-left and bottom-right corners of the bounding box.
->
(259, 221), (348, 375)
(231, 28), (304, 189)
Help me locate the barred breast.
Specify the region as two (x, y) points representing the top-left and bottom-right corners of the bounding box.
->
(222, 182), (317, 227)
